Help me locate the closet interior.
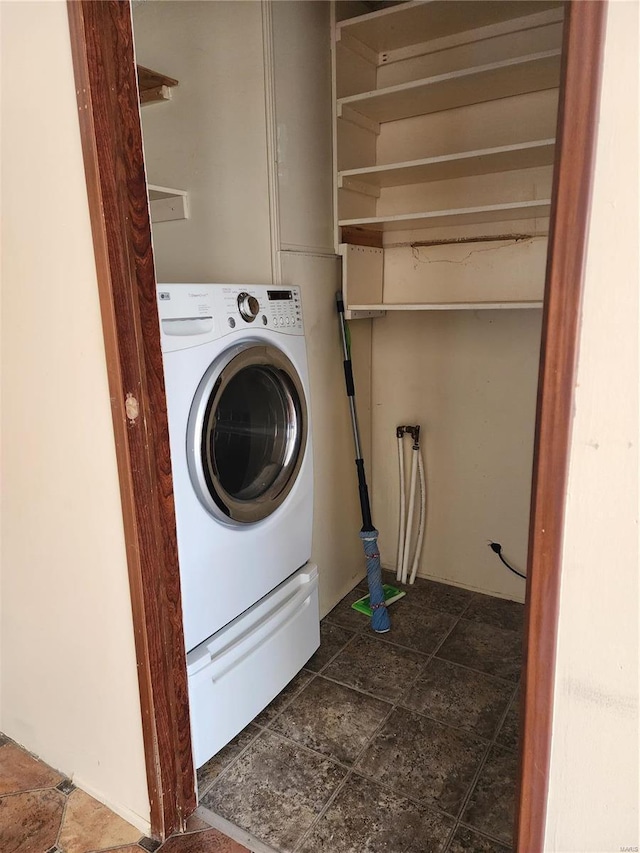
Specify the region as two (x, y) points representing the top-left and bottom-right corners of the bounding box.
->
(133, 1), (564, 851)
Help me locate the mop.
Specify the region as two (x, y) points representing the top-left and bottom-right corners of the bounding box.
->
(336, 293), (394, 633)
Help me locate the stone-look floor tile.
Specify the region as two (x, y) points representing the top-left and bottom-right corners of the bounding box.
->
(0, 789), (65, 853)
(400, 578), (475, 616)
(254, 671), (315, 726)
(356, 707), (487, 815)
(160, 828), (249, 852)
(323, 590), (370, 632)
(463, 595), (524, 634)
(305, 622), (355, 673)
(196, 724), (261, 798)
(0, 742), (63, 795)
(402, 658), (515, 740)
(495, 690), (520, 753)
(58, 788), (141, 853)
(462, 747), (518, 845)
(271, 676), (391, 765)
(299, 772), (453, 853)
(376, 602), (456, 656)
(201, 730), (345, 852)
(323, 635), (426, 703)
(436, 621), (522, 682)
(447, 825), (511, 852)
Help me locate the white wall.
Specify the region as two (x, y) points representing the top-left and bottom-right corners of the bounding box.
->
(0, 0), (150, 833)
(280, 253), (372, 613)
(544, 1), (639, 849)
(133, 1), (273, 284)
(270, 1), (371, 613)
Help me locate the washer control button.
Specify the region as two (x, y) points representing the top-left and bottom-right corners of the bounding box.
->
(228, 317), (236, 328)
(262, 315), (268, 325)
(237, 292), (260, 322)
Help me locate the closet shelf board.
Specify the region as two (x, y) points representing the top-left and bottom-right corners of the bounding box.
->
(339, 200), (552, 232)
(137, 65), (178, 104)
(347, 301), (544, 311)
(338, 140), (556, 189)
(336, 0), (563, 53)
(337, 50), (561, 124)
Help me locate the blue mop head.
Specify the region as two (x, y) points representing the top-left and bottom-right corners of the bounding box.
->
(360, 529), (391, 633)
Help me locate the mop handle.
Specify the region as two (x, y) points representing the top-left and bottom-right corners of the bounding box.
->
(337, 293), (373, 532)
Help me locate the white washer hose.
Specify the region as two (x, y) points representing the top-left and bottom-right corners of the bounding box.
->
(396, 433), (406, 582)
(409, 449), (426, 585)
(401, 444), (419, 584)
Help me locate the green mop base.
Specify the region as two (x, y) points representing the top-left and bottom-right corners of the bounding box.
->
(351, 584), (406, 618)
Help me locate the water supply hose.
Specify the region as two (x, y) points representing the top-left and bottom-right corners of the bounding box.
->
(401, 434), (419, 584)
(409, 448), (426, 585)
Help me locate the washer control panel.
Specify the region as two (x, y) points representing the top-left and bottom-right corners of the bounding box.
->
(157, 284), (305, 351)
(220, 286), (303, 333)
(266, 289), (302, 331)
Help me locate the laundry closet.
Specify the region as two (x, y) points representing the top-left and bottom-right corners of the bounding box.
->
(133, 1), (563, 849)
(134, 0), (560, 605)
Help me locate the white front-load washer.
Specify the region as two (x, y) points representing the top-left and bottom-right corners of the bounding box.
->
(157, 283), (319, 767)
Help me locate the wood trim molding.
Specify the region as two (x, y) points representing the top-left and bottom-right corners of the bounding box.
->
(516, 2), (608, 850)
(67, 1), (196, 839)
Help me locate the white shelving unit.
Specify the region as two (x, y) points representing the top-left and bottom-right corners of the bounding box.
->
(333, 1), (564, 312)
(148, 185), (189, 223)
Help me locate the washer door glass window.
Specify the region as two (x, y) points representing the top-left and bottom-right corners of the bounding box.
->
(189, 344), (307, 524)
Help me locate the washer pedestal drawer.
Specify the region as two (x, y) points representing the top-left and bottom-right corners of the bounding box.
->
(186, 563), (319, 770)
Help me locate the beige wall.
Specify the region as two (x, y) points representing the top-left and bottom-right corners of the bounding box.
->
(544, 1), (639, 849)
(371, 308), (540, 601)
(0, 1), (150, 832)
(133, 1), (365, 617)
(133, 1), (273, 284)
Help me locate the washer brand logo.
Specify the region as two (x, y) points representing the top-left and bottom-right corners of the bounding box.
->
(189, 292), (208, 298)
(159, 292), (171, 300)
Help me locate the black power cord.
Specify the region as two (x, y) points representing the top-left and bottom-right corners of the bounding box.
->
(489, 542), (526, 579)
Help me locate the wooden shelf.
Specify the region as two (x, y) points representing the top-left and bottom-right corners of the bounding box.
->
(148, 185), (189, 223)
(337, 50), (561, 125)
(339, 139), (555, 191)
(336, 0), (562, 53)
(348, 301), (543, 311)
(339, 199), (551, 232)
(137, 65), (178, 105)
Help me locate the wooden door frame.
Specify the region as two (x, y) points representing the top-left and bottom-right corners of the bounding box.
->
(67, 1), (195, 839)
(66, 0), (607, 844)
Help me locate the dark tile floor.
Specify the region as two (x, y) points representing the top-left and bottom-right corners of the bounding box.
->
(197, 572), (523, 853)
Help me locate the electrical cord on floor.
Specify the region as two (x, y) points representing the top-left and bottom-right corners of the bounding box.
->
(489, 542), (527, 579)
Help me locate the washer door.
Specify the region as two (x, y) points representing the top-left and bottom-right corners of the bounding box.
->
(187, 343), (308, 524)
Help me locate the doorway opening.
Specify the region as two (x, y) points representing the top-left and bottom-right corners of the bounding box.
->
(68, 0), (606, 848)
